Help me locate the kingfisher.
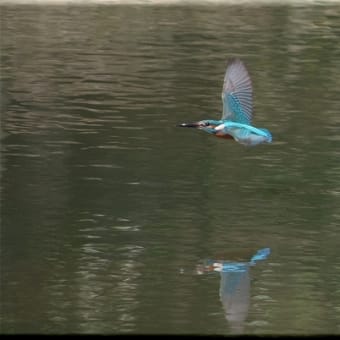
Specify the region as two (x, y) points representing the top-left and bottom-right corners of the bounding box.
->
(178, 58), (272, 146)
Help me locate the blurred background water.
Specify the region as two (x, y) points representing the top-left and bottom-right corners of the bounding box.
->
(1, 1), (340, 335)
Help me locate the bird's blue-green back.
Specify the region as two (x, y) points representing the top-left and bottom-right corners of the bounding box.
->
(222, 58), (253, 125)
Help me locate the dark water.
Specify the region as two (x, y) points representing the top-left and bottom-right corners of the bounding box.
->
(1, 2), (340, 335)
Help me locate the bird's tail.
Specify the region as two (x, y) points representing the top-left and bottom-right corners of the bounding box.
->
(260, 128), (272, 143)
(249, 248), (271, 264)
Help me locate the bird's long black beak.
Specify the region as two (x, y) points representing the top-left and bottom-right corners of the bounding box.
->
(177, 122), (199, 128)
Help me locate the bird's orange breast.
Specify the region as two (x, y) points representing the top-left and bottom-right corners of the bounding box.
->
(215, 132), (233, 139)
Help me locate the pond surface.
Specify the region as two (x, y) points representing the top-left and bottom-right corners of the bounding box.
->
(1, 1), (340, 335)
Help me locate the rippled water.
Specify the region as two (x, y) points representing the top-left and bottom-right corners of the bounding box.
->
(1, 2), (340, 335)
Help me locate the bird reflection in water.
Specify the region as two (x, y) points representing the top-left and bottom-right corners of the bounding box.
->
(196, 248), (270, 333)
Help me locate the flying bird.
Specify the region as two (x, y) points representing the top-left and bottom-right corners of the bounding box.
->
(178, 58), (272, 146)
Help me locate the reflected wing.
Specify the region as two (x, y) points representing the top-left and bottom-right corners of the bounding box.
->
(222, 58), (253, 124)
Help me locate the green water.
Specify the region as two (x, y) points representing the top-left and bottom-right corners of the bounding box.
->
(1, 2), (340, 335)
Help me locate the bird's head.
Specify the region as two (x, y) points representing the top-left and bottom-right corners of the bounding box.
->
(177, 120), (221, 133)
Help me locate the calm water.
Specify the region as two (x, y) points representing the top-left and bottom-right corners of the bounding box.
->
(1, 2), (340, 335)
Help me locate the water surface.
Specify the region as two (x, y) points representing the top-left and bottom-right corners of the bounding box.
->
(1, 2), (340, 335)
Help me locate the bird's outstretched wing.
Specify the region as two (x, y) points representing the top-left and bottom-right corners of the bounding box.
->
(221, 58), (253, 124)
